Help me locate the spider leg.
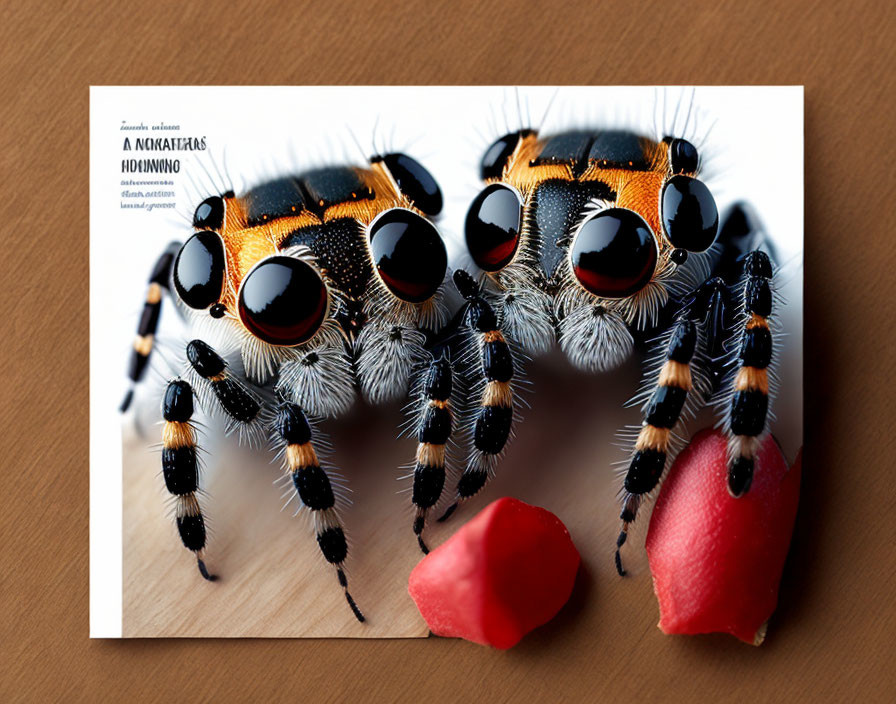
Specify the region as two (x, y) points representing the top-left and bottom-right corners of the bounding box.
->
(409, 353), (454, 553)
(273, 402), (364, 623)
(185, 339), (264, 442)
(722, 250), (776, 497)
(614, 277), (724, 576)
(160, 378), (217, 581)
(614, 205), (779, 574)
(438, 269), (516, 522)
(159, 337), (264, 582)
(181, 335), (364, 620)
(120, 241), (181, 412)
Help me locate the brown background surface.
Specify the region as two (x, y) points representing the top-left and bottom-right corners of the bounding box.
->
(1, 0), (894, 701)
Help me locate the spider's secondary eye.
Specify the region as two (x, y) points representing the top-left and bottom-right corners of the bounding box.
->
(669, 138), (699, 174)
(465, 184), (523, 272)
(173, 230), (226, 310)
(480, 130), (531, 180)
(238, 257), (328, 346)
(569, 208), (657, 298)
(193, 195), (225, 230)
(369, 209), (447, 303)
(661, 175), (719, 252)
(380, 153), (443, 216)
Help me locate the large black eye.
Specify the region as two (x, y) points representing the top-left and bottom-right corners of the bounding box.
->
(661, 175), (719, 252)
(465, 184), (523, 272)
(173, 231), (226, 310)
(380, 153), (443, 216)
(669, 138), (698, 174)
(238, 257), (328, 346)
(369, 209), (447, 303)
(480, 130), (531, 180)
(569, 208), (657, 298)
(193, 195), (225, 230)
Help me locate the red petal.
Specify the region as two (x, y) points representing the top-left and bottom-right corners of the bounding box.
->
(647, 429), (801, 644)
(408, 497), (580, 648)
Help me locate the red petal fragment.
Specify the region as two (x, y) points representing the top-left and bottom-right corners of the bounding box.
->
(408, 497), (580, 649)
(647, 429), (801, 644)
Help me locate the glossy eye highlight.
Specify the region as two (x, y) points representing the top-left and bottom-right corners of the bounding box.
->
(369, 209), (447, 303)
(173, 230), (226, 310)
(479, 130), (531, 180)
(237, 256), (328, 346)
(661, 175), (719, 252)
(379, 153), (443, 216)
(668, 138), (699, 174)
(569, 208), (657, 298)
(465, 184), (523, 272)
(192, 195), (225, 230)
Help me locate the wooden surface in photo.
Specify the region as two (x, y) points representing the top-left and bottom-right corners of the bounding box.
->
(2, 0), (895, 702)
(119, 355), (661, 638)
(122, 347), (802, 638)
(121, 392), (446, 638)
(121, 407), (431, 638)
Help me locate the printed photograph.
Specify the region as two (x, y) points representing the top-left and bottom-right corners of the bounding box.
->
(90, 86), (803, 639)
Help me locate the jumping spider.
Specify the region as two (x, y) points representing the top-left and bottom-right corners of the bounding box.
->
(122, 150), (475, 622)
(424, 127), (780, 576)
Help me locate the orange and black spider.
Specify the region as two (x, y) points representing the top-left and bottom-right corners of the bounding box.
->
(122, 151), (465, 623)
(430, 127), (779, 576)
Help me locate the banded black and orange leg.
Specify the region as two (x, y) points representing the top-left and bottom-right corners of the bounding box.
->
(274, 402), (364, 622)
(438, 270), (515, 522)
(410, 354), (454, 553)
(121, 241), (181, 412)
(615, 305), (710, 576)
(724, 251), (776, 497)
(185, 339), (264, 444)
(159, 339), (261, 581)
(160, 378), (216, 580)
